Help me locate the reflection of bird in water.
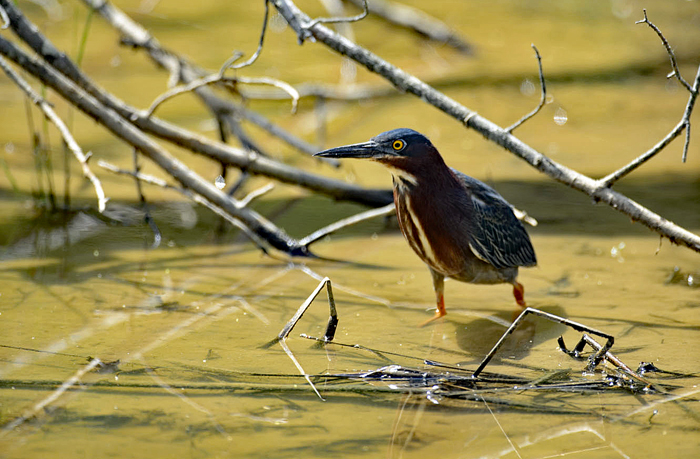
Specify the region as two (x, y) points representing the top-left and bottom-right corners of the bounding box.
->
(316, 129), (537, 324)
(454, 305), (568, 363)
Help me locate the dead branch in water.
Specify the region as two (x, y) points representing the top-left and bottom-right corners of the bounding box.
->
(267, 280), (670, 403)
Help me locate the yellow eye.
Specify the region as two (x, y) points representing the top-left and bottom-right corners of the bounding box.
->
(392, 140), (405, 151)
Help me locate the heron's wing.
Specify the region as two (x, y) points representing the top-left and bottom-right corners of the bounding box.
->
(451, 169), (537, 269)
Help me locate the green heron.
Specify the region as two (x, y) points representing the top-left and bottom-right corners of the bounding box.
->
(315, 128), (537, 324)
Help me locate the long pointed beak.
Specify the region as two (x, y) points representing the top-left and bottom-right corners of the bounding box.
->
(314, 140), (380, 159)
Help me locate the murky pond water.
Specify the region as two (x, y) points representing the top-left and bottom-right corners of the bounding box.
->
(1, 1), (700, 458)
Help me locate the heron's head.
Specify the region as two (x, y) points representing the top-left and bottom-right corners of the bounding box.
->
(314, 128), (441, 170)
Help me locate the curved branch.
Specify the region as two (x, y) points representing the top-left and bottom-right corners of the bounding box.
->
(269, 0), (700, 252)
(305, 0), (368, 30)
(506, 44), (546, 133)
(0, 55), (107, 212)
(636, 9), (692, 92)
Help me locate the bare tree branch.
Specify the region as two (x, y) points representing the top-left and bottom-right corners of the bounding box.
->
(270, 0), (700, 252)
(0, 0), (391, 207)
(0, 55), (107, 212)
(601, 29), (700, 184)
(506, 44), (546, 133)
(342, 0), (473, 55)
(239, 183), (275, 207)
(299, 203), (395, 248)
(0, 35), (314, 255)
(80, 0), (326, 164)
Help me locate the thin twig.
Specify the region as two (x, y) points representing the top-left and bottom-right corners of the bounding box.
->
(231, 75), (299, 113)
(481, 395), (524, 459)
(265, 277), (338, 346)
(636, 9), (692, 92)
(304, 0), (368, 30)
(0, 55), (107, 212)
(0, 358), (102, 437)
(506, 44), (546, 133)
(299, 202), (395, 247)
(683, 121), (691, 163)
(231, 0), (270, 70)
(239, 182), (274, 207)
(146, 68), (299, 118)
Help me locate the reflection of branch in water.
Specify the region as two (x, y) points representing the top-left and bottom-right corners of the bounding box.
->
(0, 357), (102, 437)
(140, 357), (228, 437)
(485, 420), (631, 459)
(481, 395), (524, 459)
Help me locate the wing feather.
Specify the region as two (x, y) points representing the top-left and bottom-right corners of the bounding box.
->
(452, 169), (537, 269)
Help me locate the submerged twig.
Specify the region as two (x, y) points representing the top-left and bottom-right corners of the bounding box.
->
(506, 44), (547, 133)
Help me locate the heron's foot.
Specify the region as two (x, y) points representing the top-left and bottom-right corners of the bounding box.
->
(420, 295), (447, 327)
(513, 282), (526, 308)
(420, 308), (447, 327)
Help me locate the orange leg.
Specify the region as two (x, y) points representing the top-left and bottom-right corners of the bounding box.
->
(421, 270), (447, 327)
(512, 281), (526, 308)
